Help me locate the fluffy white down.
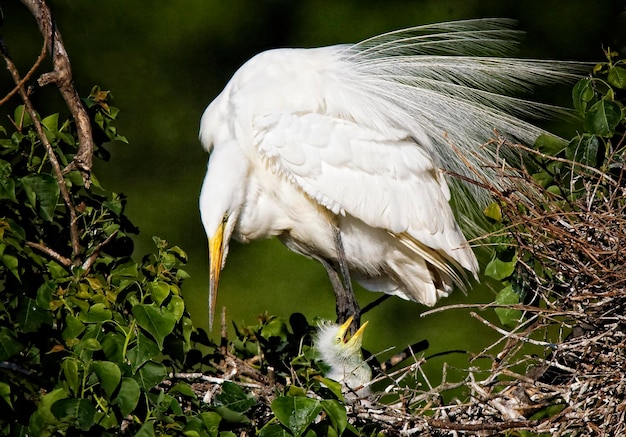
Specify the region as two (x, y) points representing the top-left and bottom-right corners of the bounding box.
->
(314, 321), (372, 396)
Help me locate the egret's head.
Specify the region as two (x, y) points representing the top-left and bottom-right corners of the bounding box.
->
(199, 141), (249, 328)
(315, 316), (369, 362)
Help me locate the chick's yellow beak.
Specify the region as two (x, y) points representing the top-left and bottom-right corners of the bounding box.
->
(208, 220), (225, 329)
(338, 316), (369, 348)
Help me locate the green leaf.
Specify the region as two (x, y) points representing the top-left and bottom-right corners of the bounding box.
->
(81, 337), (103, 351)
(214, 406), (251, 424)
(271, 396), (322, 437)
(566, 135), (602, 167)
(169, 382), (197, 399)
(532, 171), (553, 188)
(111, 260), (139, 278)
(35, 387), (68, 425)
(62, 314), (86, 340)
(0, 327), (24, 361)
(184, 411), (221, 436)
(134, 361), (166, 389)
(101, 331), (125, 363)
(0, 382), (13, 409)
(534, 134), (566, 156)
(62, 358), (81, 396)
(14, 105), (33, 128)
(20, 174), (60, 222)
(18, 296), (52, 333)
(80, 303), (112, 323)
(607, 66), (626, 89)
(317, 377), (344, 400)
(321, 399), (347, 435)
(483, 202), (502, 222)
(41, 113), (59, 133)
(114, 377), (141, 416)
(258, 424), (292, 437)
(0, 159), (17, 202)
(50, 398), (96, 431)
(199, 411), (222, 431)
(485, 254), (517, 281)
(147, 281), (170, 305)
(572, 77), (595, 115)
(215, 381), (256, 413)
(0, 244), (20, 280)
(132, 303), (176, 348)
(127, 332), (160, 373)
(585, 99), (622, 137)
(494, 285), (522, 327)
(92, 361), (122, 398)
(165, 294), (185, 322)
(134, 420), (155, 437)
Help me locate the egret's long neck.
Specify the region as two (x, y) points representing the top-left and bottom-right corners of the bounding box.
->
(199, 142), (249, 239)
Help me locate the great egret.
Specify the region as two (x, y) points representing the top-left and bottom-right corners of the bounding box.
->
(199, 19), (586, 328)
(314, 316), (372, 396)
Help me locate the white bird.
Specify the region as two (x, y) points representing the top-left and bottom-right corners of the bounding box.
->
(314, 316), (372, 396)
(199, 19), (586, 327)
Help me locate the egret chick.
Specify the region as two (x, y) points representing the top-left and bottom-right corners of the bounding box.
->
(314, 316), (371, 396)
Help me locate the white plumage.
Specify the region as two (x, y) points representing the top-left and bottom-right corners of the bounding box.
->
(199, 19), (587, 326)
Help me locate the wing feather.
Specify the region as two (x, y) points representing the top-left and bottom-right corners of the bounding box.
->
(254, 111), (475, 271)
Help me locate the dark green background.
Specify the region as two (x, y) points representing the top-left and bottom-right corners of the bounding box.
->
(3, 0), (625, 384)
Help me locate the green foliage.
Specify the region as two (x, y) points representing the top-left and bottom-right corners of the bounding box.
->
(0, 88), (214, 435)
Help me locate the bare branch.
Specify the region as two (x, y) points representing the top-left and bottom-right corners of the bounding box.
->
(0, 40), (47, 106)
(19, 0), (95, 186)
(25, 241), (72, 267)
(1, 49), (82, 262)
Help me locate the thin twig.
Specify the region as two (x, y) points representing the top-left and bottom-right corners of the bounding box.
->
(25, 241), (71, 266)
(0, 40), (47, 106)
(1, 48), (82, 263)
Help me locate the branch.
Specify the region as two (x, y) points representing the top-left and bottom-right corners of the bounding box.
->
(25, 241), (72, 267)
(0, 40), (47, 106)
(19, 0), (95, 186)
(1, 48), (82, 262)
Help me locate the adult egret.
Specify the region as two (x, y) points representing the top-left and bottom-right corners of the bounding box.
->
(314, 316), (372, 396)
(199, 19), (586, 328)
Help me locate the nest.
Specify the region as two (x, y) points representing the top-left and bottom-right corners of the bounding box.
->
(352, 136), (626, 436)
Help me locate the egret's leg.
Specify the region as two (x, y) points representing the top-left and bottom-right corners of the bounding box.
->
(331, 225), (361, 330)
(316, 257), (360, 331)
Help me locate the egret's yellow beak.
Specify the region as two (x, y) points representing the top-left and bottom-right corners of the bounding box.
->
(208, 220), (225, 329)
(337, 316), (369, 349)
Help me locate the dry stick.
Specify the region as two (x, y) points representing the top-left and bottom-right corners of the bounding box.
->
(25, 241), (71, 267)
(0, 40), (47, 106)
(1, 49), (82, 263)
(20, 0), (95, 185)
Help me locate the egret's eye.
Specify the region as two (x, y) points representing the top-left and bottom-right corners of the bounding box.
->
(222, 213), (228, 223)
